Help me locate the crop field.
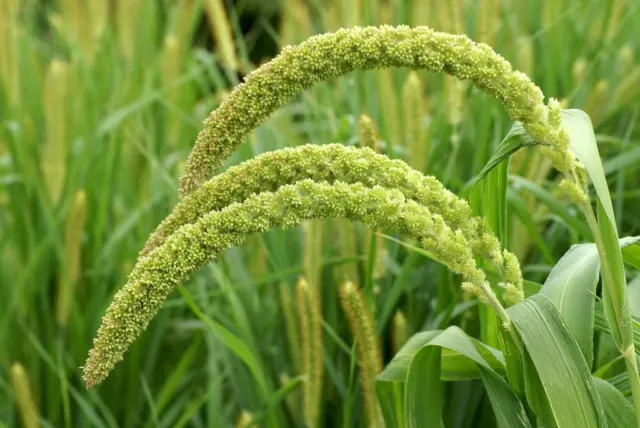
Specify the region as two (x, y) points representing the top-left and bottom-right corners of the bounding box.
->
(2, 1), (640, 427)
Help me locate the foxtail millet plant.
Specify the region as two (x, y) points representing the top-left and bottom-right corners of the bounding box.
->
(139, 144), (519, 289)
(41, 58), (69, 205)
(83, 25), (640, 423)
(334, 216), (360, 284)
(204, 0), (238, 71)
(177, 25), (587, 204)
(84, 24), (576, 386)
(391, 310), (409, 354)
(9, 363), (39, 428)
(83, 179), (509, 386)
(302, 220), (324, 294)
(280, 282), (301, 374)
(296, 277), (323, 428)
(55, 190), (87, 327)
(339, 281), (383, 428)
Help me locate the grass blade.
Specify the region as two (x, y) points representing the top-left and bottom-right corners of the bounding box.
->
(540, 243), (600, 368)
(378, 328), (530, 428)
(507, 294), (606, 428)
(593, 377), (635, 428)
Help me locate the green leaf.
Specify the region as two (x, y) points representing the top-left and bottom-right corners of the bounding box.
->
(477, 110), (619, 236)
(472, 121), (541, 185)
(602, 145), (640, 176)
(498, 326), (525, 399)
(471, 154), (510, 352)
(562, 110), (615, 227)
(441, 347), (504, 381)
(598, 197), (628, 348)
(405, 340), (444, 427)
(377, 327), (530, 428)
(376, 331), (439, 428)
(593, 377), (636, 428)
(562, 110), (634, 387)
(540, 236), (640, 369)
(522, 350), (555, 427)
(178, 286), (272, 402)
(484, 158), (509, 244)
(249, 376), (304, 426)
(507, 294), (607, 428)
(540, 243), (600, 368)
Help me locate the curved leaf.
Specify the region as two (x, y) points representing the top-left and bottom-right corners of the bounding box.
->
(377, 327), (530, 428)
(540, 243), (600, 368)
(507, 294), (607, 428)
(472, 121), (541, 185)
(593, 377), (635, 428)
(541, 236), (640, 369)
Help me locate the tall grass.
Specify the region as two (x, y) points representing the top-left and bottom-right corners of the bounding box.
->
(2, 1), (640, 426)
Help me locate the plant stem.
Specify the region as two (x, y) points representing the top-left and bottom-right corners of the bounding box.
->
(624, 350), (640, 428)
(481, 283), (511, 327)
(478, 283), (523, 352)
(582, 202), (640, 427)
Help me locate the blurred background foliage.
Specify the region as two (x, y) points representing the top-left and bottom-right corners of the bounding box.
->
(1, 0), (640, 427)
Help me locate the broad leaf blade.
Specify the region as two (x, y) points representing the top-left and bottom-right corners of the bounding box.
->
(507, 294), (607, 428)
(379, 327), (530, 428)
(593, 377), (636, 428)
(523, 350), (555, 427)
(498, 326), (525, 399)
(405, 343), (444, 427)
(376, 331), (440, 428)
(540, 243), (600, 368)
(540, 236), (640, 370)
(426, 327), (531, 428)
(562, 110), (615, 226)
(563, 109), (630, 356)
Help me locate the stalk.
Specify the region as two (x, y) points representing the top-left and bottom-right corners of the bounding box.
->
(303, 220), (324, 292)
(582, 202), (640, 426)
(391, 310), (409, 353)
(339, 281), (383, 427)
(56, 190), (87, 327)
(10, 363), (39, 428)
(205, 0), (238, 71)
(42, 59), (69, 205)
(280, 283), (301, 373)
(297, 277), (323, 428)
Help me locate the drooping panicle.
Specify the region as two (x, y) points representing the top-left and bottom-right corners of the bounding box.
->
(178, 25), (584, 202)
(83, 180), (498, 387)
(143, 145), (505, 269)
